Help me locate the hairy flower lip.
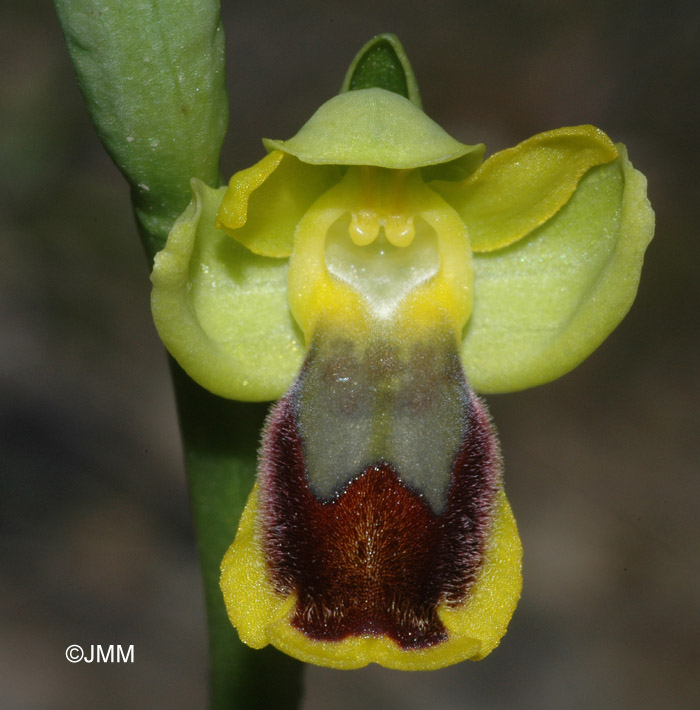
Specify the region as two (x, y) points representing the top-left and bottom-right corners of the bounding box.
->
(220, 330), (524, 670)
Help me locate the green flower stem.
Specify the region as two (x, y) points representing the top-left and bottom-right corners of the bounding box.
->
(172, 364), (303, 708)
(54, 1), (303, 706)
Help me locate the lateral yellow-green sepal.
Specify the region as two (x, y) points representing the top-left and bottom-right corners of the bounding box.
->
(432, 125), (618, 252)
(151, 179), (303, 401)
(462, 145), (654, 393)
(215, 150), (340, 258)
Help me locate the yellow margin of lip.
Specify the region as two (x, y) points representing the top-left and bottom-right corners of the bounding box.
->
(220, 483), (522, 670)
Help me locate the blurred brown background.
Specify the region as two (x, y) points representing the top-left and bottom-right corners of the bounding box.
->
(1, 1), (698, 708)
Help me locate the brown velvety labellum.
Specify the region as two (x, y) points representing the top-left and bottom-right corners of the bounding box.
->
(258, 340), (501, 650)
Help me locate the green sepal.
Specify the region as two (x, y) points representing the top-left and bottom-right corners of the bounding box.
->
(462, 145), (654, 393)
(151, 180), (304, 401)
(340, 33), (422, 108)
(263, 88), (481, 169)
(54, 0), (228, 256)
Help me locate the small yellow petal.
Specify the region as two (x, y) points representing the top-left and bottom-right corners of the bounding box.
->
(216, 150), (339, 258)
(432, 125), (618, 252)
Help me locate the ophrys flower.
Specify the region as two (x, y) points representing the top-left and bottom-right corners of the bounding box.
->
(150, 34), (653, 670)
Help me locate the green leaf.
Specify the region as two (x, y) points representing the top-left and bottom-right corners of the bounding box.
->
(341, 33), (422, 107)
(462, 145), (654, 393)
(151, 180), (304, 401)
(54, 0), (228, 256)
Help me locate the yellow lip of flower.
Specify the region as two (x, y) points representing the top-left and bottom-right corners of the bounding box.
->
(221, 480), (522, 670)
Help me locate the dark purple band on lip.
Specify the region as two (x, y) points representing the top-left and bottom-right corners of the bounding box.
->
(258, 367), (500, 650)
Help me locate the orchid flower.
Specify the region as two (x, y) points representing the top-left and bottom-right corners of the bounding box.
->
(150, 35), (653, 670)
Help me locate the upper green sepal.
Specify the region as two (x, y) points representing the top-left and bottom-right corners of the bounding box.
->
(150, 179), (304, 401)
(263, 88), (483, 169)
(340, 33), (422, 107)
(461, 145), (654, 393)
